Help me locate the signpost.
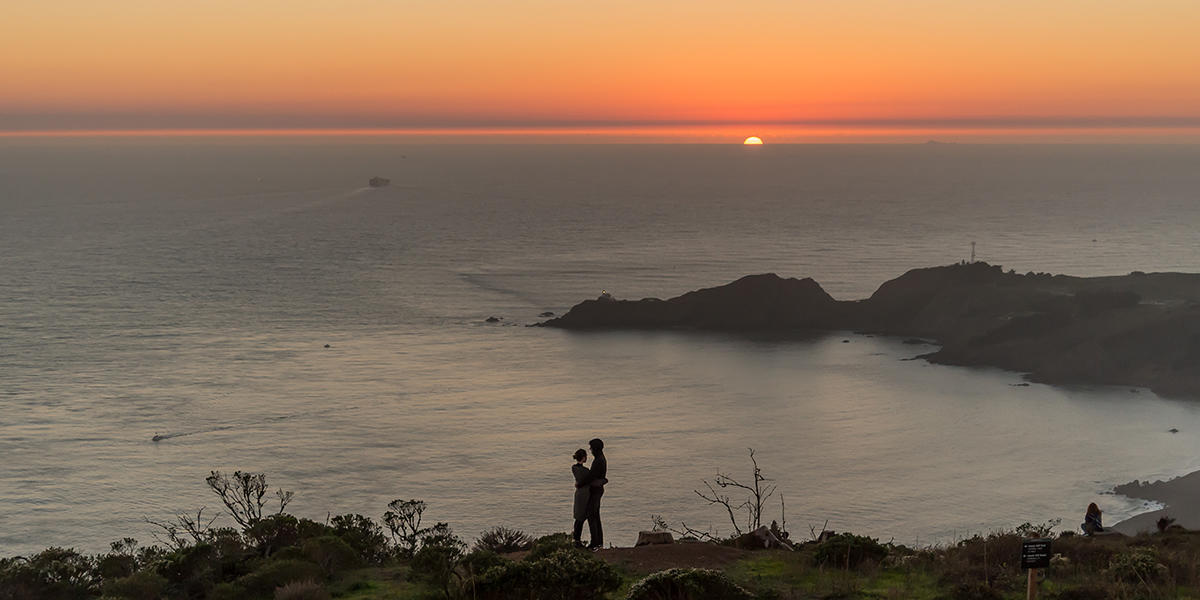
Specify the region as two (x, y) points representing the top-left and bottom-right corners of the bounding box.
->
(1021, 538), (1052, 600)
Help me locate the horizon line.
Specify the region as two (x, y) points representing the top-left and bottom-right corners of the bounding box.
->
(5, 124), (1200, 143)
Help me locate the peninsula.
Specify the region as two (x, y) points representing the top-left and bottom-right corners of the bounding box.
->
(541, 262), (1200, 399)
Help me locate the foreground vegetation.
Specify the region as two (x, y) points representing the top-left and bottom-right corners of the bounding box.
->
(6, 471), (1200, 599)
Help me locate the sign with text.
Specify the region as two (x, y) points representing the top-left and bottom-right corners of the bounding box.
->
(1021, 538), (1052, 570)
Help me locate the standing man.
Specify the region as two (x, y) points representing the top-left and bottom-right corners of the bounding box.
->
(578, 438), (607, 549)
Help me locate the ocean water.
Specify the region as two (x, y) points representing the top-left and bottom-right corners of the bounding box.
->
(3, 140), (1200, 556)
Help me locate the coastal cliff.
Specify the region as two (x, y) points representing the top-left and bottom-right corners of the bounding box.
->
(541, 262), (1200, 398)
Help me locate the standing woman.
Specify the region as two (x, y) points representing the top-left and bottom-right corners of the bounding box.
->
(571, 449), (591, 546)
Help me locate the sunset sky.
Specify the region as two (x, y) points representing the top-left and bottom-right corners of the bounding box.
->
(5, 1), (1200, 139)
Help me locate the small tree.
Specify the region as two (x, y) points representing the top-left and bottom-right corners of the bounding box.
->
(383, 499), (432, 557)
(205, 470), (294, 530)
(409, 527), (466, 600)
(694, 448), (778, 536)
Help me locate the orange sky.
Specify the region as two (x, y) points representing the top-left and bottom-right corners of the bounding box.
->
(4, 1), (1200, 137)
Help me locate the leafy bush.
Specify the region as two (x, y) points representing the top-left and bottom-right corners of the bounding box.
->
(0, 547), (98, 600)
(527, 549), (622, 598)
(246, 514), (302, 557)
(460, 549), (509, 579)
(295, 519), (334, 541)
(301, 536), (361, 575)
(274, 579), (331, 600)
(102, 569), (168, 600)
(155, 542), (222, 597)
(936, 531), (1024, 589)
(1050, 587), (1111, 600)
(1107, 547), (1166, 583)
(96, 538), (142, 580)
(625, 567), (753, 600)
(330, 514), (391, 565)
(472, 547), (621, 600)
(208, 581), (249, 600)
(813, 533), (888, 568)
(474, 526), (534, 554)
(235, 559), (326, 598)
(939, 582), (1003, 600)
(409, 528), (467, 599)
(525, 533), (583, 561)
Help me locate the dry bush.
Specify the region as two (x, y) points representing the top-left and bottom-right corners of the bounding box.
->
(274, 579), (331, 600)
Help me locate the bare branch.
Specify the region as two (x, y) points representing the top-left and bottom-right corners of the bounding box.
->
(143, 507), (218, 550)
(694, 481), (743, 536)
(651, 515), (719, 542)
(205, 470), (293, 531)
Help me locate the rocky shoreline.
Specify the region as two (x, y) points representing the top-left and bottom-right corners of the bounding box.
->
(1112, 471), (1200, 535)
(541, 262), (1200, 399)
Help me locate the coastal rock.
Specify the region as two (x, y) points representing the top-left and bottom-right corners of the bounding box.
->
(635, 531), (675, 546)
(541, 273), (843, 331)
(540, 262), (1200, 399)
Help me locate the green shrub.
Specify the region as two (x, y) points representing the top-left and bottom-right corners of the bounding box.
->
(473, 548), (621, 600)
(301, 536), (361, 575)
(235, 559), (325, 598)
(1107, 547), (1166, 583)
(473, 560), (533, 596)
(274, 579), (331, 600)
(246, 514), (302, 557)
(96, 538), (141, 580)
(295, 519), (334, 541)
(525, 533), (582, 561)
(813, 533), (888, 568)
(207, 581), (247, 600)
(938, 582), (1003, 600)
(155, 542), (220, 597)
(0, 548), (99, 600)
(330, 514), (391, 565)
(528, 549), (621, 598)
(272, 547), (308, 562)
(102, 570), (169, 600)
(474, 526), (534, 553)
(1050, 587), (1111, 600)
(409, 530), (466, 599)
(625, 567), (753, 600)
(460, 549), (509, 579)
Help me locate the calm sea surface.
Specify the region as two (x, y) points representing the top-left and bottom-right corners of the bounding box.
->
(3, 140), (1200, 555)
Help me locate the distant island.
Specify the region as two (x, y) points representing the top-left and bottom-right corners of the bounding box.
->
(541, 262), (1200, 399)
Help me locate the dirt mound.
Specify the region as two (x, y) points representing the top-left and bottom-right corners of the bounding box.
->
(595, 542), (750, 574)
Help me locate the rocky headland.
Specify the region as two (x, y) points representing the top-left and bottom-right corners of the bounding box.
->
(541, 262), (1200, 398)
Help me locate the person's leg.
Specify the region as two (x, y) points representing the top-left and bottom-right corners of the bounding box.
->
(573, 518), (585, 544)
(587, 488), (604, 548)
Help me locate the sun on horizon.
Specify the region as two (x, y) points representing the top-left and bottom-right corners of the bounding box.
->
(743, 136), (764, 145)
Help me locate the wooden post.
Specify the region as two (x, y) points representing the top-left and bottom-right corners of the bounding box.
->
(1026, 568), (1038, 600)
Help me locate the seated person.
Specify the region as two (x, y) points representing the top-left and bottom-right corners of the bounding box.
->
(1081, 502), (1103, 535)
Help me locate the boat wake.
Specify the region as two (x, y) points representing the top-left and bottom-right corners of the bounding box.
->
(150, 406), (357, 442)
(458, 271), (546, 308)
(151, 425), (234, 442)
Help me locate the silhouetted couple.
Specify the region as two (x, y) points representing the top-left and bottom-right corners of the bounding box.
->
(572, 438), (607, 549)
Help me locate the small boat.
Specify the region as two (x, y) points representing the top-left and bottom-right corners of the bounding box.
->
(368, 176), (391, 188)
